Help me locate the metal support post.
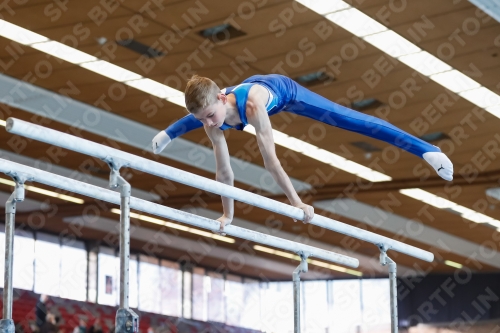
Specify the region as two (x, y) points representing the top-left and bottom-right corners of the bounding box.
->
(379, 245), (398, 333)
(293, 252), (309, 333)
(1, 173), (28, 333)
(105, 158), (138, 333)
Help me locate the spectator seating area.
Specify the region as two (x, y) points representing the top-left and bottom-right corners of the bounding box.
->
(0, 289), (261, 333)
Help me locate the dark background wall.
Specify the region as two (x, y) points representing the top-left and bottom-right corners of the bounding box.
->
(398, 272), (500, 327)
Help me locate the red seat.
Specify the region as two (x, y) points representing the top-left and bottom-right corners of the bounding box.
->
(1, 289), (260, 333)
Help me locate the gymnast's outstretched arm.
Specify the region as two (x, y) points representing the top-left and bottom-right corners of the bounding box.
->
(204, 124), (234, 234)
(152, 114), (203, 154)
(246, 86), (315, 223)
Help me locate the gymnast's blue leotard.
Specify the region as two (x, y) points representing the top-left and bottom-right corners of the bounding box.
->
(165, 74), (440, 158)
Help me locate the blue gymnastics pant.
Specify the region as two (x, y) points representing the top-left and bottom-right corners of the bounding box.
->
(282, 79), (440, 158)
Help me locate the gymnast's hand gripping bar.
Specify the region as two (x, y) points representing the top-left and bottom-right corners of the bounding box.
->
(0, 158), (358, 268)
(6, 117), (434, 262)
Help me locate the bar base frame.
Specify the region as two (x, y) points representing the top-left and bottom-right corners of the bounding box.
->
(0, 319), (15, 333)
(379, 245), (398, 333)
(293, 252), (309, 333)
(3, 173), (27, 325)
(104, 158), (138, 333)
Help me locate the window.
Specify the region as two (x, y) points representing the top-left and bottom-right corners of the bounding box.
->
(60, 239), (87, 301)
(303, 281), (328, 332)
(225, 275), (244, 327)
(13, 230), (35, 291)
(330, 280), (362, 333)
(192, 267), (207, 321)
(239, 279), (261, 330)
(98, 247), (118, 306)
(260, 282), (293, 333)
(139, 255), (161, 313)
(111, 254), (138, 308)
(183, 270), (192, 319)
(129, 255), (139, 309)
(160, 260), (181, 317)
(207, 272), (225, 322)
(88, 249), (98, 303)
(34, 233), (60, 295)
(0, 225), (5, 288)
(361, 279), (391, 333)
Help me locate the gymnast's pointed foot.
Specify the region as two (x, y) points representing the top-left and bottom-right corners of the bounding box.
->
(152, 130), (171, 154)
(423, 151), (454, 181)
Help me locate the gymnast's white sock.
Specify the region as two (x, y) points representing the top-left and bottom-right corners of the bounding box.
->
(423, 151), (454, 181)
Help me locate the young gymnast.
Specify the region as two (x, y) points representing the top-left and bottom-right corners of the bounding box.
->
(152, 74), (453, 233)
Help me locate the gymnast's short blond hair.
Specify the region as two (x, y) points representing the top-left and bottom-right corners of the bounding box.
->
(184, 75), (221, 114)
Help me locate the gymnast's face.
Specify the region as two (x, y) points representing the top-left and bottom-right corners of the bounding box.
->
(194, 93), (227, 128)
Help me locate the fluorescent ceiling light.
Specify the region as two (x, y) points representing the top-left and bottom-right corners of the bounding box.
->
(444, 260), (463, 269)
(335, 160), (372, 174)
(0, 177), (84, 204)
(80, 60), (142, 82)
(125, 78), (184, 99)
(326, 8), (387, 37)
(166, 95), (186, 108)
(309, 258), (363, 277)
(398, 51), (452, 76)
(400, 188), (500, 230)
(459, 87), (500, 108)
(363, 30), (420, 57)
(399, 188), (454, 209)
(254, 244), (298, 259)
(295, 0), (349, 15)
(245, 126), (391, 182)
(254, 245), (362, 276)
(303, 147), (346, 165)
(356, 170), (392, 182)
(0, 19), (48, 45)
(276, 134), (311, 153)
(486, 219), (500, 229)
(430, 70), (481, 93)
(486, 105), (500, 119)
(31, 41), (98, 64)
(110, 208), (235, 243)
